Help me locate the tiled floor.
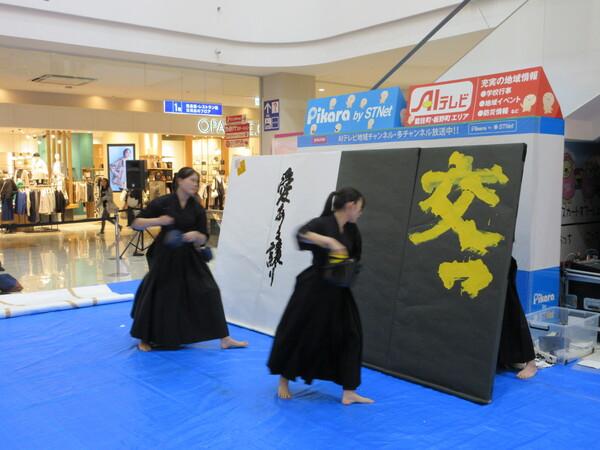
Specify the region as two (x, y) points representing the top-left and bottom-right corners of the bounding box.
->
(1, 219), (151, 293)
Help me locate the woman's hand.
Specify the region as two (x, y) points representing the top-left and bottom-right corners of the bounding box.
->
(182, 230), (207, 246)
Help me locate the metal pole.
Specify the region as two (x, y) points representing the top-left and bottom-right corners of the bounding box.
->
(114, 210), (120, 272)
(371, 0), (472, 90)
(108, 210), (129, 277)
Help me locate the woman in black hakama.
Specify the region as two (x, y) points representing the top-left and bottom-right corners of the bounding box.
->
(130, 167), (247, 352)
(498, 257), (537, 378)
(268, 187), (374, 405)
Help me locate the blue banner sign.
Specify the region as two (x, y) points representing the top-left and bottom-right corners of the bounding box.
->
(298, 117), (564, 148)
(304, 87), (406, 135)
(164, 101), (222, 116)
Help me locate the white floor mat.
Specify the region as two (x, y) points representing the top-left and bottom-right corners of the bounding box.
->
(0, 285), (134, 318)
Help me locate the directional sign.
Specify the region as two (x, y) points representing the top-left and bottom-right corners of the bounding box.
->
(264, 99), (280, 131)
(164, 100), (222, 116)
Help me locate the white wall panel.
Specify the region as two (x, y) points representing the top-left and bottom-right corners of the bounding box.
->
(439, 0), (600, 118)
(215, 152), (341, 334)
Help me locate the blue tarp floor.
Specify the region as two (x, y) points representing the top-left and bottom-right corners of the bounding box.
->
(0, 280), (599, 449)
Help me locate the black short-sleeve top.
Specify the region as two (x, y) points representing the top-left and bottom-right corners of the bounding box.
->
(297, 215), (362, 269)
(138, 193), (208, 238)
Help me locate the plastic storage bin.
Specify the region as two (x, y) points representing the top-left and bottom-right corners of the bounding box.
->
(526, 307), (599, 364)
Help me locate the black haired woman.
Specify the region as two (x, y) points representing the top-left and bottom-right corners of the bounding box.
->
(130, 167), (247, 351)
(96, 177), (120, 235)
(267, 187), (374, 405)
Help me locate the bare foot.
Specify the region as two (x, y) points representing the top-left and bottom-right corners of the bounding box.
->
(342, 390), (374, 405)
(516, 359), (537, 379)
(138, 341), (152, 352)
(220, 336), (248, 349)
(278, 376), (292, 399)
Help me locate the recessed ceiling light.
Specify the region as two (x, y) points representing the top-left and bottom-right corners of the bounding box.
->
(31, 74), (96, 86)
(318, 88), (325, 92)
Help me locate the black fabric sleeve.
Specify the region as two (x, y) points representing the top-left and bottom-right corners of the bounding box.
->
(297, 216), (326, 251)
(195, 204), (210, 239)
(137, 196), (165, 220)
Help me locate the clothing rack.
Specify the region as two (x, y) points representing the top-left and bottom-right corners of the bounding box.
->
(13, 184), (62, 232)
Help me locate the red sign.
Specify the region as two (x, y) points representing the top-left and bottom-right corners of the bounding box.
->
(225, 123), (250, 147)
(225, 138), (249, 148)
(405, 67), (562, 126)
(226, 114), (246, 124)
(225, 123), (250, 139)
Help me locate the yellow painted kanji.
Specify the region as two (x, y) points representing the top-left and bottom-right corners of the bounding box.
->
(409, 151), (508, 255)
(408, 151), (509, 298)
(438, 259), (493, 299)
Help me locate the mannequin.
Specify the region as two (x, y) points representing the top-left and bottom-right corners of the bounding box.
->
(212, 173), (226, 210)
(52, 153), (67, 180)
(30, 152), (49, 185)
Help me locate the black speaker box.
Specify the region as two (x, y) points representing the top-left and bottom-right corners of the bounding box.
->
(126, 159), (147, 189)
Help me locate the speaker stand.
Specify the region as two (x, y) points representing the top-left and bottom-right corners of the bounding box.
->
(120, 228), (155, 258)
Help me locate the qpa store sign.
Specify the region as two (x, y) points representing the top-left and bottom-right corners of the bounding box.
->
(198, 118), (226, 135)
(198, 118), (259, 137)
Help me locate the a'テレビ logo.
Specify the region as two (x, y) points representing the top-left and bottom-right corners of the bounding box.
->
(409, 81), (474, 116)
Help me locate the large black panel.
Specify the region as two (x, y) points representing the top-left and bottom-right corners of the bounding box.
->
(336, 148), (420, 368)
(387, 143), (527, 404)
(126, 159), (147, 190)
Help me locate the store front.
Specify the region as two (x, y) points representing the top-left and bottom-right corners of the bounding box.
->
(0, 109), (260, 234)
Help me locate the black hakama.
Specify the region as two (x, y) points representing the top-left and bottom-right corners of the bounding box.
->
(130, 194), (229, 346)
(498, 257), (536, 365)
(267, 215), (364, 390)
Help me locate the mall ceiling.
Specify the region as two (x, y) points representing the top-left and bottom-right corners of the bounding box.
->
(0, 29), (491, 109)
(0, 0), (509, 138)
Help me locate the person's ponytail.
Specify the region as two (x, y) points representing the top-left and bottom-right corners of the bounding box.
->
(319, 187), (364, 217)
(320, 191), (337, 217)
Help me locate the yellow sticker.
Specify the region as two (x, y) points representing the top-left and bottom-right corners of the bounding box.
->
(237, 159), (246, 176)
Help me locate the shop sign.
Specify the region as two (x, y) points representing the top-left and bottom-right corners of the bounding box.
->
(406, 66), (562, 126)
(164, 100), (222, 116)
(197, 118), (225, 135)
(225, 123), (250, 148)
(304, 87), (405, 135)
(226, 114), (246, 124)
(226, 139), (249, 148)
(264, 99), (280, 131)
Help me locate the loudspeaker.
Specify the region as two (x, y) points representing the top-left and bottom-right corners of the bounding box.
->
(126, 159), (147, 189)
